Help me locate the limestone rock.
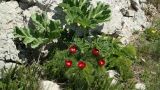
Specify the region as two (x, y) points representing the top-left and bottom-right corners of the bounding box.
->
(40, 80), (60, 90)
(130, 0), (140, 11)
(20, 0), (36, 5)
(0, 1), (23, 62)
(20, 0), (152, 44)
(135, 82), (146, 90)
(22, 6), (55, 25)
(23, 6), (43, 24)
(139, 0), (147, 3)
(0, 1), (23, 72)
(36, 0), (62, 9)
(92, 0), (151, 44)
(106, 70), (120, 85)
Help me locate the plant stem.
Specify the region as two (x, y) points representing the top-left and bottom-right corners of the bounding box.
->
(37, 45), (46, 63)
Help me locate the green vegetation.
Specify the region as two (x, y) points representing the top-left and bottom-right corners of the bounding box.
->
(136, 19), (160, 90)
(44, 36), (136, 89)
(0, 0), (159, 90)
(0, 64), (40, 90)
(14, 13), (62, 48)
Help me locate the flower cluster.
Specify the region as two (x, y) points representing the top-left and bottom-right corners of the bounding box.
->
(65, 45), (106, 70)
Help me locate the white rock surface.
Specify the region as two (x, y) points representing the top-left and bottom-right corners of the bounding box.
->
(135, 82), (146, 90)
(139, 0), (147, 3)
(20, 0), (153, 44)
(0, 0), (155, 69)
(19, 0), (156, 45)
(40, 80), (60, 90)
(91, 0), (151, 44)
(0, 61), (16, 79)
(23, 6), (43, 24)
(36, 0), (62, 9)
(106, 70), (119, 85)
(0, 1), (23, 61)
(22, 6), (55, 24)
(0, 1), (23, 70)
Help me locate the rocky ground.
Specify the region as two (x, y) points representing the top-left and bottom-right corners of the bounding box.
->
(0, 0), (159, 89)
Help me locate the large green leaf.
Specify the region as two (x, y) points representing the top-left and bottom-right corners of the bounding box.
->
(14, 13), (62, 48)
(60, 0), (111, 29)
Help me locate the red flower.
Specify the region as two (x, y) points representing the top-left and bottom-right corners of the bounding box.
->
(92, 48), (100, 56)
(77, 61), (86, 69)
(65, 60), (72, 68)
(98, 59), (105, 67)
(69, 45), (77, 54)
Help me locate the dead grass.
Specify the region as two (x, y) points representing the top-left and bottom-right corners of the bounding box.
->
(147, 0), (160, 9)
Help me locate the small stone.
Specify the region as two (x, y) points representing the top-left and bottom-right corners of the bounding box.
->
(40, 80), (60, 90)
(141, 3), (148, 10)
(131, 0), (139, 11)
(107, 70), (120, 78)
(128, 10), (135, 17)
(135, 82), (146, 90)
(120, 8), (128, 16)
(4, 63), (16, 69)
(5, 54), (11, 60)
(106, 70), (120, 85)
(110, 78), (118, 85)
(0, 61), (5, 70)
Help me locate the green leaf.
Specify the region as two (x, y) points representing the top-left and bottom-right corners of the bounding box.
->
(23, 37), (35, 46)
(109, 57), (133, 80)
(14, 13), (62, 48)
(60, 0), (111, 30)
(123, 45), (137, 59)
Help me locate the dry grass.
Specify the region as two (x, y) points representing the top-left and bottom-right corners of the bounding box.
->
(147, 0), (160, 9)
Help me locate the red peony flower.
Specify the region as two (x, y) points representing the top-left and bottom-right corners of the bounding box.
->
(92, 48), (100, 56)
(69, 45), (77, 54)
(65, 60), (72, 68)
(98, 59), (105, 67)
(77, 61), (86, 69)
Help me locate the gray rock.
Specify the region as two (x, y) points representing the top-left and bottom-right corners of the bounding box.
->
(20, 0), (36, 5)
(141, 3), (148, 11)
(20, 0), (152, 44)
(139, 0), (147, 3)
(146, 4), (158, 16)
(40, 80), (60, 90)
(22, 6), (55, 25)
(19, 0), (62, 10)
(106, 70), (120, 85)
(130, 0), (140, 11)
(36, 0), (62, 10)
(91, 0), (151, 44)
(0, 1), (23, 69)
(0, 61), (5, 70)
(135, 82), (146, 90)
(23, 6), (43, 24)
(120, 8), (135, 17)
(128, 10), (135, 17)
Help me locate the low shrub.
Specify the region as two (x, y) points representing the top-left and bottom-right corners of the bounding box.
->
(0, 64), (41, 90)
(44, 36), (136, 89)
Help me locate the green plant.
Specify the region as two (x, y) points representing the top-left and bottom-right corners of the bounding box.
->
(14, 13), (62, 48)
(13, 0), (139, 89)
(144, 27), (160, 41)
(44, 36), (136, 89)
(136, 19), (160, 90)
(140, 60), (160, 90)
(59, 0), (111, 36)
(138, 27), (160, 60)
(0, 64), (40, 90)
